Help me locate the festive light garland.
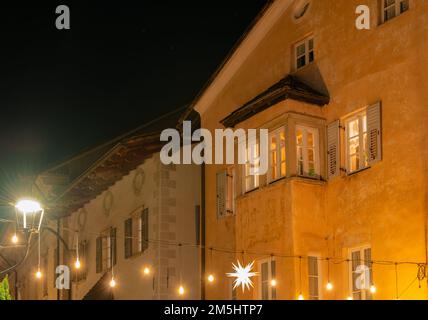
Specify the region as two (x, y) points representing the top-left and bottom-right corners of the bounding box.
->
(0, 218), (427, 299)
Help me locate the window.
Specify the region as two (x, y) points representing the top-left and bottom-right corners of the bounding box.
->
(244, 140), (260, 192)
(96, 228), (116, 273)
(308, 256), (320, 300)
(216, 167), (235, 218)
(124, 209), (149, 259)
(259, 259), (276, 300)
(350, 247), (373, 300)
(345, 112), (368, 173)
(269, 128), (286, 182)
(296, 125), (320, 178)
(295, 37), (314, 70)
(382, 0), (409, 22)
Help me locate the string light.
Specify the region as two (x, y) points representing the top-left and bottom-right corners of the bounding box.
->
(207, 274), (215, 283)
(143, 266), (151, 275)
(11, 234), (18, 244)
(109, 234), (116, 288)
(270, 254), (277, 288)
(207, 248), (215, 284)
(35, 231), (42, 280)
(1, 216), (425, 299)
(326, 258), (333, 291)
(74, 232), (81, 269)
(178, 285), (185, 296)
(297, 256), (303, 300)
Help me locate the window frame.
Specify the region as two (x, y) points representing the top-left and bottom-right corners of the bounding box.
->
(381, 0), (409, 23)
(243, 138), (260, 193)
(344, 111), (369, 174)
(268, 127), (287, 183)
(258, 258), (277, 300)
(307, 255), (321, 300)
(294, 37), (314, 70)
(349, 245), (373, 300)
(295, 125), (320, 179)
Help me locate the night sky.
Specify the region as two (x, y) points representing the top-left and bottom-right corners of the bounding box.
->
(0, 1), (268, 206)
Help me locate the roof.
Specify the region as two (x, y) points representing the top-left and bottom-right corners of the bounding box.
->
(35, 107), (199, 218)
(220, 75), (329, 128)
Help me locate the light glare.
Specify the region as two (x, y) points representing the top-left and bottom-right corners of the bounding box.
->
(15, 199), (42, 214)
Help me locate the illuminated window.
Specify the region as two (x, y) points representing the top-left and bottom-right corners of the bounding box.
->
(244, 139), (260, 192)
(345, 112), (368, 173)
(296, 125), (320, 178)
(269, 128), (286, 182)
(350, 247), (373, 300)
(382, 0), (409, 22)
(295, 37), (314, 70)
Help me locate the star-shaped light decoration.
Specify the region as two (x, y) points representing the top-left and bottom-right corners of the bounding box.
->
(226, 261), (258, 292)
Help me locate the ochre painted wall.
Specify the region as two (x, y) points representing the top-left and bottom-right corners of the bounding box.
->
(199, 0), (428, 300)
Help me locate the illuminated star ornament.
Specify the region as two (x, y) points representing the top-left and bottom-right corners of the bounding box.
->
(226, 261), (258, 292)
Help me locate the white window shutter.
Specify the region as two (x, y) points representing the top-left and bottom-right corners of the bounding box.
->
(216, 171), (227, 218)
(367, 102), (382, 165)
(327, 120), (340, 179)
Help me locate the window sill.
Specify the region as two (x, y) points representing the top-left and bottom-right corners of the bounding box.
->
(346, 166), (370, 176)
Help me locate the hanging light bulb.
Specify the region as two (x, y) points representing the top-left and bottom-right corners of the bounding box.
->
(326, 282), (333, 291)
(74, 258), (81, 269)
(109, 278), (116, 288)
(143, 267), (151, 275)
(297, 293), (304, 300)
(370, 284), (377, 294)
(207, 274), (215, 283)
(178, 285), (185, 296)
(270, 279), (277, 287)
(35, 270), (42, 279)
(11, 234), (18, 244)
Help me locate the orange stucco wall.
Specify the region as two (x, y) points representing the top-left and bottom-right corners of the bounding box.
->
(199, 0), (428, 300)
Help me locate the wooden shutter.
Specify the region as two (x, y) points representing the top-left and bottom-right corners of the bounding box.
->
(327, 120), (340, 179)
(124, 218), (133, 259)
(141, 208), (149, 252)
(110, 228), (117, 266)
(367, 102), (382, 165)
(96, 237), (102, 274)
(216, 171), (227, 218)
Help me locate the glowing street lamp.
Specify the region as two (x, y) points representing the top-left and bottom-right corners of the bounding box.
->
(15, 199), (44, 232)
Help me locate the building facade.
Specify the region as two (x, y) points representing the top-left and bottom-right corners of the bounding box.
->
(189, 0), (428, 300)
(3, 109), (202, 300)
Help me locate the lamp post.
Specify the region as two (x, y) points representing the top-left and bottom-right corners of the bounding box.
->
(15, 199), (44, 232)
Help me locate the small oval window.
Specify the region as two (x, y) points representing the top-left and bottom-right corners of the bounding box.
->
(293, 0), (311, 20)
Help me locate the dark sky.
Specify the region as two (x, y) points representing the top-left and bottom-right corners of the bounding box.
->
(0, 1), (267, 204)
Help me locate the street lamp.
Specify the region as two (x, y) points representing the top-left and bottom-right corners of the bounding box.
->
(15, 199), (44, 232)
